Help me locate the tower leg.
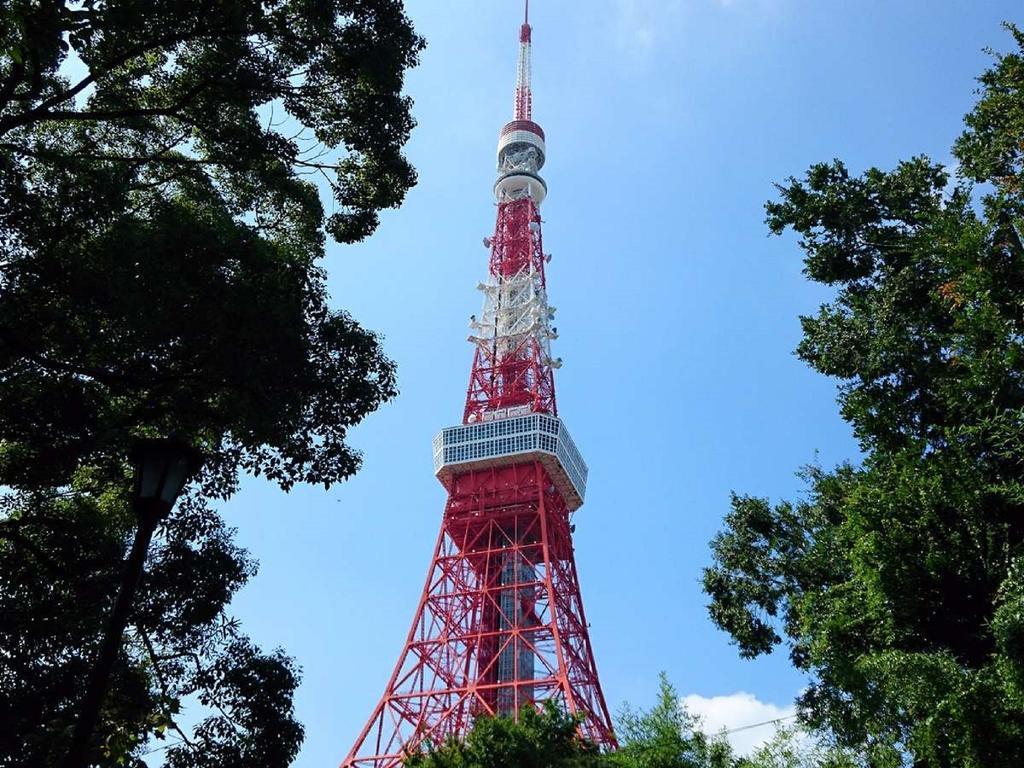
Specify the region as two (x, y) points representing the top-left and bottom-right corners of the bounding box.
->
(340, 462), (615, 768)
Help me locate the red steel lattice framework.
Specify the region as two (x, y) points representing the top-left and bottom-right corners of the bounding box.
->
(340, 7), (615, 767)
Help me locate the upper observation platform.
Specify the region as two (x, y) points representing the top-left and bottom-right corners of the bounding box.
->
(433, 411), (588, 511)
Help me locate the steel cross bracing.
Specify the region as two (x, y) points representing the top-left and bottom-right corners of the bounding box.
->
(340, 7), (615, 767)
(465, 197), (558, 423)
(341, 465), (615, 768)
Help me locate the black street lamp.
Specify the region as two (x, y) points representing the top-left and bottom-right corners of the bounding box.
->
(131, 438), (205, 520)
(65, 438), (204, 768)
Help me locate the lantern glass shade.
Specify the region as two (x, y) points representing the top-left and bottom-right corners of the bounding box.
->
(132, 439), (204, 513)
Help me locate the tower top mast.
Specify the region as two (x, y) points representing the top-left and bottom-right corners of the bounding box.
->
(515, 0), (533, 119)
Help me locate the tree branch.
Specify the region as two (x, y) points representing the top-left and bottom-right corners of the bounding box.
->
(138, 628), (196, 750)
(0, 15), (241, 138)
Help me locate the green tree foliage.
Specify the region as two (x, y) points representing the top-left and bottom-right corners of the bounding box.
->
(608, 674), (859, 768)
(608, 674), (730, 768)
(401, 677), (854, 768)
(0, 479), (303, 767)
(0, 0), (422, 492)
(703, 23), (1024, 767)
(735, 727), (859, 768)
(0, 1), (422, 765)
(403, 702), (603, 768)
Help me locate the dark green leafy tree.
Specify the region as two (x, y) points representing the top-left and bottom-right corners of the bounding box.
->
(0, 481), (303, 767)
(704, 23), (1024, 767)
(0, 1), (421, 765)
(403, 702), (604, 768)
(0, 0), (422, 491)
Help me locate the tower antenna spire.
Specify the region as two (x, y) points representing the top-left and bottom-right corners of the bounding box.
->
(515, 0), (533, 119)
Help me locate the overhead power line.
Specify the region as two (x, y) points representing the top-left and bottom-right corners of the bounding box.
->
(719, 713), (798, 736)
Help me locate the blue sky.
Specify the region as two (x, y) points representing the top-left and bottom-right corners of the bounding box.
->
(218, 1), (1022, 761)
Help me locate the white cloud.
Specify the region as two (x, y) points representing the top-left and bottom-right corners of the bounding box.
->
(681, 691), (796, 756)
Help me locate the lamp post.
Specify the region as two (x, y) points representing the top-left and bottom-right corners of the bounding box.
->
(131, 438), (205, 521)
(65, 439), (204, 768)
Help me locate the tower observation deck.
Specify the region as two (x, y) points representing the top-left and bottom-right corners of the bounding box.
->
(340, 7), (616, 766)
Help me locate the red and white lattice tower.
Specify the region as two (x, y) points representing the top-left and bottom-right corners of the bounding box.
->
(340, 7), (616, 766)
